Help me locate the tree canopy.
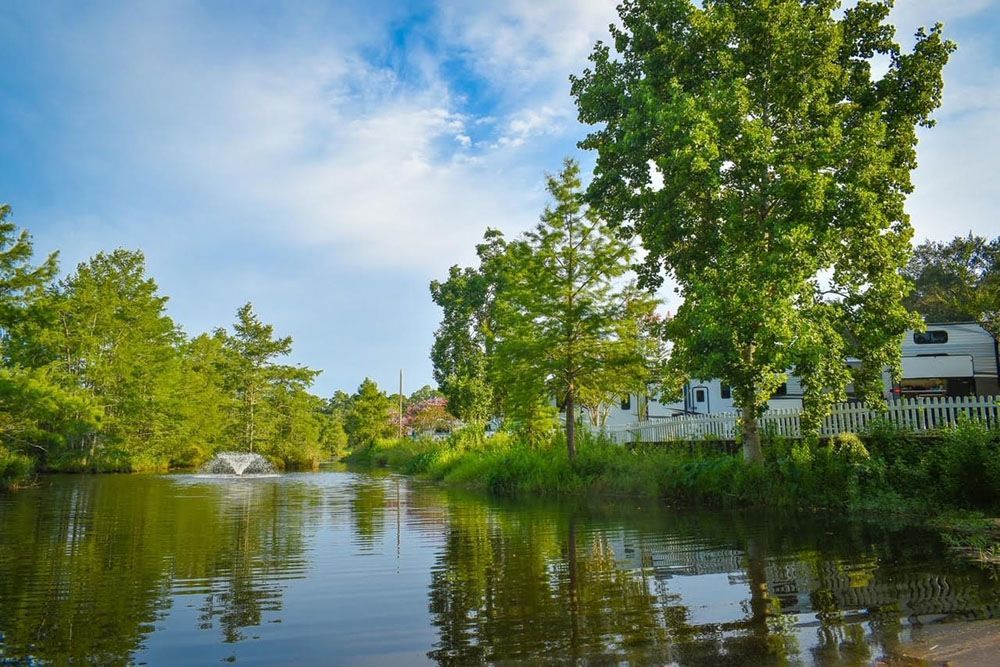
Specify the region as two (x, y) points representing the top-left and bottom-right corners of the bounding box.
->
(903, 234), (999, 337)
(571, 0), (954, 461)
(493, 159), (660, 458)
(0, 205), (336, 476)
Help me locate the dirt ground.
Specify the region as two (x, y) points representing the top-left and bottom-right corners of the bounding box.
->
(888, 620), (1000, 666)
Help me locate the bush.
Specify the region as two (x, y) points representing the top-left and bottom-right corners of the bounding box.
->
(927, 418), (1000, 508)
(0, 447), (34, 491)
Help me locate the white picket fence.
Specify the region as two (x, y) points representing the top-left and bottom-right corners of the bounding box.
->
(601, 395), (1000, 444)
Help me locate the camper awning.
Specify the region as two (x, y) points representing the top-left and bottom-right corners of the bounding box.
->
(902, 355), (975, 379)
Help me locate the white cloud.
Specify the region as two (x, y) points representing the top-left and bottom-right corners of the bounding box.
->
(889, 3), (1000, 242)
(30, 3), (574, 276)
(23, 0), (999, 279)
(889, 0), (996, 30)
(494, 106), (570, 148)
(438, 0), (616, 89)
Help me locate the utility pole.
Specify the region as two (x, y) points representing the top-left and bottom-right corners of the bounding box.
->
(398, 368), (404, 439)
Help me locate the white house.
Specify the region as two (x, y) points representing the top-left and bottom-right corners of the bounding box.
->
(590, 322), (999, 427)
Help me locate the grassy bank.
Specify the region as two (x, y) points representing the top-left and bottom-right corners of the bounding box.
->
(38, 447), (325, 475)
(0, 446), (325, 491)
(347, 419), (1000, 559)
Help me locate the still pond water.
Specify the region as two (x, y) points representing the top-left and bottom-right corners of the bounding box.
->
(0, 471), (998, 665)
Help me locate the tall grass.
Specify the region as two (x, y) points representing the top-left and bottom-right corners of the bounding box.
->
(346, 417), (1000, 513)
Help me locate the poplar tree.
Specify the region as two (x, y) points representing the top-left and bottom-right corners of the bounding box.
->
(571, 0), (954, 461)
(494, 159), (659, 460)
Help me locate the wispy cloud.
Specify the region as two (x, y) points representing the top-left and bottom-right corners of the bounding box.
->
(1, 0), (995, 392)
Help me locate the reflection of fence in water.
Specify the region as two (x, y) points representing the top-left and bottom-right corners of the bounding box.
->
(612, 536), (1000, 625)
(602, 395), (1000, 443)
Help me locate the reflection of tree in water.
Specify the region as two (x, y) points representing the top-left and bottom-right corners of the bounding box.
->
(427, 506), (671, 664)
(0, 476), (316, 663)
(0, 477), (175, 665)
(193, 480), (316, 643)
(349, 479), (389, 550)
(424, 497), (1000, 666)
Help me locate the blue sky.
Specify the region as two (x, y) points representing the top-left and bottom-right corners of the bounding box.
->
(1, 1), (998, 397)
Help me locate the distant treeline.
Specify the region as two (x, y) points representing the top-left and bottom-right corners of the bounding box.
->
(0, 204), (344, 480)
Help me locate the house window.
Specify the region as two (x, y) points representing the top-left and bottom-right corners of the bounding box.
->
(694, 388), (706, 402)
(773, 383), (788, 397)
(914, 330), (948, 345)
(720, 384), (731, 399)
(620, 395), (631, 410)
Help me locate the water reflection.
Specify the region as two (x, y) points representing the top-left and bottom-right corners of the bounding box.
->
(422, 497), (1000, 665)
(0, 473), (998, 665)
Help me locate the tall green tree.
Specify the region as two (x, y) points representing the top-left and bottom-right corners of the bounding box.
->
(0, 205), (96, 468)
(223, 303), (318, 453)
(903, 234), (1000, 337)
(36, 249), (183, 464)
(169, 332), (238, 464)
(494, 159), (660, 460)
(344, 378), (393, 449)
(0, 204), (58, 342)
(430, 230), (509, 425)
(572, 0), (954, 461)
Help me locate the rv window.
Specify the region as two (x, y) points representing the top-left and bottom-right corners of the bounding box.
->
(695, 388), (706, 402)
(913, 330), (948, 344)
(773, 383), (788, 397)
(620, 395), (631, 410)
(720, 384), (731, 399)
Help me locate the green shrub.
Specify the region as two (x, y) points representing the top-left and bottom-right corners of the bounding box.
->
(927, 418), (1000, 508)
(0, 447), (34, 491)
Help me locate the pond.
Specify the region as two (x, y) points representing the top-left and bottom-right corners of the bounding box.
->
(0, 471), (998, 665)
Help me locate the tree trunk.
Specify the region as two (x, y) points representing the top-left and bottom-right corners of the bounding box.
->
(740, 343), (763, 464)
(742, 412), (762, 464)
(247, 389), (256, 453)
(566, 385), (576, 462)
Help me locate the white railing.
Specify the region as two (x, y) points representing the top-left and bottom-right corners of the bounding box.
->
(600, 395), (1000, 444)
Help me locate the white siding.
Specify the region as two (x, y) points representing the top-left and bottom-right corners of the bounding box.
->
(571, 323), (998, 422)
(902, 322), (998, 379)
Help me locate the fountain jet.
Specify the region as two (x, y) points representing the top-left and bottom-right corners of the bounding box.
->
(199, 452), (277, 476)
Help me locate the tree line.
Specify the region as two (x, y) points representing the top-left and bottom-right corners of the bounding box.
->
(0, 205), (340, 474)
(429, 0), (972, 464)
(0, 195), (461, 485)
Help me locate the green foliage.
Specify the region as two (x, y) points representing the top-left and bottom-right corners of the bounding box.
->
(903, 234), (1000, 336)
(0, 204), (334, 477)
(28, 249), (185, 464)
(350, 418), (1000, 516)
(926, 418), (1000, 508)
(0, 445), (33, 491)
(0, 366), (102, 461)
(429, 229), (508, 424)
(345, 378), (394, 449)
(320, 417), (348, 458)
(571, 0), (955, 460)
(493, 159), (661, 458)
(223, 302), (320, 455)
(0, 203), (58, 336)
